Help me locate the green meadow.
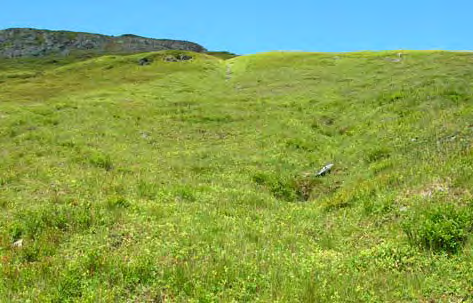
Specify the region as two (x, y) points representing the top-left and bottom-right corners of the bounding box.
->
(0, 50), (472, 302)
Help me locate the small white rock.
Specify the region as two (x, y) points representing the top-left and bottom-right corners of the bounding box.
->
(12, 239), (23, 248)
(316, 163), (334, 177)
(141, 132), (150, 139)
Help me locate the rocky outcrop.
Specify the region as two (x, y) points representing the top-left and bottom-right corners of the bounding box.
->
(0, 28), (207, 58)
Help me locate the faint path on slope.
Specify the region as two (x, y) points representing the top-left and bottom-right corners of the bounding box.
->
(225, 62), (232, 81)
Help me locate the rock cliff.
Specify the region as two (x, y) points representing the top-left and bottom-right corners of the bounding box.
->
(0, 28), (207, 58)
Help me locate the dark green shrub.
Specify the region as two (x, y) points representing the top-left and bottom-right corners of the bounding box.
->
(253, 172), (297, 201)
(174, 186), (196, 202)
(403, 204), (472, 253)
(8, 204), (93, 240)
(354, 242), (419, 271)
(377, 90), (406, 105)
(285, 137), (317, 151)
(137, 180), (159, 199)
(252, 172), (318, 202)
(88, 151), (113, 171)
(107, 196), (131, 209)
(366, 147), (391, 163)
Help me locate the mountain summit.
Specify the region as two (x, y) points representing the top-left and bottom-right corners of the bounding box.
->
(0, 28), (207, 58)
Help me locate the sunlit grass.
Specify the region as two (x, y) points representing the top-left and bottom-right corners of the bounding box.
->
(0, 50), (472, 301)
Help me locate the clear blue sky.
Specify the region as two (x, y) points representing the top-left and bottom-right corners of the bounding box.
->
(1, 0), (471, 54)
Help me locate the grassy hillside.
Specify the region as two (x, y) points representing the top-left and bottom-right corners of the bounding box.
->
(0, 50), (472, 302)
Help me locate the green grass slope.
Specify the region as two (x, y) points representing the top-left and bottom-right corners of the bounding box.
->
(0, 50), (473, 302)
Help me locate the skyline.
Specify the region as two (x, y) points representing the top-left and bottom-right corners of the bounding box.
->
(1, 0), (472, 54)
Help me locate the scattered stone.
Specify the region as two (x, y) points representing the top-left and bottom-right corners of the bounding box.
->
(316, 163), (334, 177)
(138, 57), (151, 66)
(399, 206), (408, 212)
(12, 239), (23, 248)
(437, 132), (460, 144)
(385, 53), (404, 63)
(163, 54), (193, 62)
(141, 131), (150, 139)
(176, 54), (193, 61)
(419, 183), (449, 198)
(164, 55), (178, 62)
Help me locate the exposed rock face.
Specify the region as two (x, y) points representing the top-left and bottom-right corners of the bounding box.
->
(138, 57), (152, 66)
(0, 28), (207, 58)
(163, 54), (193, 62)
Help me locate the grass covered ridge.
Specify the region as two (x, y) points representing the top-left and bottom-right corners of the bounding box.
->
(0, 50), (473, 302)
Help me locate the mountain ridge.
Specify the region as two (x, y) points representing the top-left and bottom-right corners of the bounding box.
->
(0, 28), (207, 58)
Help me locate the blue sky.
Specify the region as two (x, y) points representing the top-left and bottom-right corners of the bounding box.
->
(1, 0), (471, 54)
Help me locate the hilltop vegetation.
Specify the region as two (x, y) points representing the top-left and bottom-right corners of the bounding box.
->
(0, 50), (472, 302)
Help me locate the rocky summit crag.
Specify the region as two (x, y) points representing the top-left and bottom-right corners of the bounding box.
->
(0, 28), (207, 58)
